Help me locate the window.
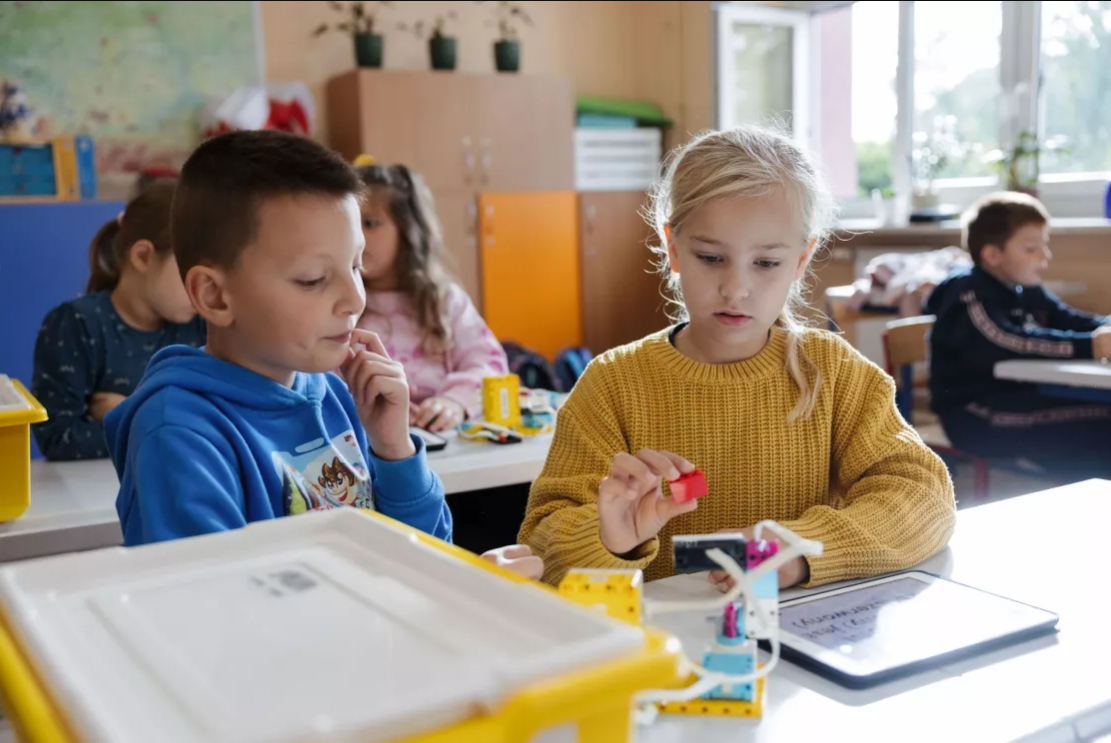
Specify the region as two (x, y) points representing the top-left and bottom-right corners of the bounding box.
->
(715, 4), (811, 143)
(846, 1), (898, 198)
(913, 1), (1001, 180)
(718, 1), (1111, 218)
(1040, 0), (1111, 176)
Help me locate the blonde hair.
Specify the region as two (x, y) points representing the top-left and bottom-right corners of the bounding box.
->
(645, 125), (837, 422)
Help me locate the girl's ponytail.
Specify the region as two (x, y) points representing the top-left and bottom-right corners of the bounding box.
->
(84, 180), (176, 295)
(86, 218), (122, 294)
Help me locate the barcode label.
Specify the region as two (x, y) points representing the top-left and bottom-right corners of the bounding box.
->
(248, 567), (319, 598)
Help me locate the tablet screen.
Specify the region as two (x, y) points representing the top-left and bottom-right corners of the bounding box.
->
(777, 573), (1057, 678)
(781, 576), (930, 653)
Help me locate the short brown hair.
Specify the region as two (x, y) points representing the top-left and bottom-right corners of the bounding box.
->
(962, 191), (1050, 266)
(87, 180), (176, 294)
(172, 130), (362, 280)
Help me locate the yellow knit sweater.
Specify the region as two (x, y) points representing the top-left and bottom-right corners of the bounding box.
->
(519, 326), (956, 586)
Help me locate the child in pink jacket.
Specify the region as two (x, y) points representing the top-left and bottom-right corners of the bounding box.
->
(355, 163), (508, 432)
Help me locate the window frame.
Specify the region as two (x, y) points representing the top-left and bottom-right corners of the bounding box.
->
(714, 2), (814, 149)
(716, 0), (1111, 219)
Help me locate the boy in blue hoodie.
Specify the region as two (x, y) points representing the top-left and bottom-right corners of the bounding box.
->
(926, 191), (1111, 479)
(105, 131), (541, 577)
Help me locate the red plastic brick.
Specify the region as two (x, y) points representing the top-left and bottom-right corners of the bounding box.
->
(670, 470), (708, 503)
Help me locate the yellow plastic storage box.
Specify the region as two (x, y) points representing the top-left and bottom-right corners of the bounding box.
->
(0, 507), (685, 743)
(0, 375), (47, 521)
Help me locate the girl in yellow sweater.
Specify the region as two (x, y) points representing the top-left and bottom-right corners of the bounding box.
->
(519, 126), (956, 589)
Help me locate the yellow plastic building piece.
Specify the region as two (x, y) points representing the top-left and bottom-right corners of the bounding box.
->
(51, 135), (79, 200)
(483, 374), (522, 429)
(0, 377), (47, 521)
(656, 674), (765, 719)
(558, 569), (643, 625)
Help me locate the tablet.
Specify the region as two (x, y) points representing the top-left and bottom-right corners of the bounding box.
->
(774, 571), (1058, 689)
(410, 426), (448, 452)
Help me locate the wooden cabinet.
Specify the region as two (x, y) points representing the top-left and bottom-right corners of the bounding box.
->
(326, 70), (573, 193)
(431, 190), (481, 302)
(479, 192), (581, 360)
(579, 192), (670, 354)
(327, 69), (575, 328)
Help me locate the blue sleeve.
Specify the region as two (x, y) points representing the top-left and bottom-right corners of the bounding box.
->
(328, 373), (453, 542)
(30, 304), (108, 461)
(370, 435), (453, 543)
(1040, 287), (1108, 333)
(122, 425), (247, 545)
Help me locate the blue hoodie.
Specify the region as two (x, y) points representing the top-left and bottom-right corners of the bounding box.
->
(104, 346), (452, 547)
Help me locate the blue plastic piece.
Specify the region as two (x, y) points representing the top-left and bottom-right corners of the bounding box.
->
(753, 570), (779, 600)
(75, 135), (97, 199)
(702, 645), (756, 701)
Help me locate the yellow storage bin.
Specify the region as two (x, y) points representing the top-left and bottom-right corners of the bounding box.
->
(0, 507), (685, 743)
(0, 375), (47, 521)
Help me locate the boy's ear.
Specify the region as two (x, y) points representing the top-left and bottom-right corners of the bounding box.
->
(981, 243), (1004, 268)
(795, 236), (817, 281)
(665, 224), (680, 274)
(127, 240), (157, 273)
(184, 265), (234, 328)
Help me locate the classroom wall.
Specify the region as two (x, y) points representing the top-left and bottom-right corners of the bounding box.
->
(261, 0), (642, 141)
(630, 0), (715, 149)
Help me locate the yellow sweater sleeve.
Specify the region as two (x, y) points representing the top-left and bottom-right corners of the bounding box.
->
(517, 364), (659, 584)
(779, 360), (957, 587)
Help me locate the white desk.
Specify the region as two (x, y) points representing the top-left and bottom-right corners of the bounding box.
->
(0, 433), (552, 563)
(995, 359), (1111, 404)
(996, 359), (1111, 389)
(640, 479), (1111, 743)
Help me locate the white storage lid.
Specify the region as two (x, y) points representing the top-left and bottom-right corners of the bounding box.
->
(0, 374), (32, 413)
(0, 508), (644, 743)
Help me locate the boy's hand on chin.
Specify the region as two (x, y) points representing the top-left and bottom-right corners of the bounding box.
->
(341, 329), (416, 461)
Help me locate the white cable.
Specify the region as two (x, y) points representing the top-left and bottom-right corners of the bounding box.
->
(634, 522), (824, 711)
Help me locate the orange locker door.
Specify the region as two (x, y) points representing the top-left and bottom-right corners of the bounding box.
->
(479, 192), (581, 361)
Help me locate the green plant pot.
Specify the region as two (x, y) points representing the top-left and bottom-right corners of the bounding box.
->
(354, 33), (383, 68)
(430, 36), (457, 71)
(494, 39), (520, 73)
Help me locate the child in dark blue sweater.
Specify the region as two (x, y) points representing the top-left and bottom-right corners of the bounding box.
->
(31, 181), (205, 460)
(927, 192), (1111, 479)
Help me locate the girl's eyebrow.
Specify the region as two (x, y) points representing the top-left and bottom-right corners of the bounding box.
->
(691, 236), (791, 251)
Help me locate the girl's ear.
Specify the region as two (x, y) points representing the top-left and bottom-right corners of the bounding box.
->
(794, 236), (817, 282)
(185, 265), (234, 328)
(128, 240), (157, 273)
(665, 224), (680, 274)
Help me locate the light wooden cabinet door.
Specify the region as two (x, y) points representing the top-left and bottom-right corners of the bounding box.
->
(473, 75), (574, 192)
(433, 190), (481, 307)
(579, 192), (669, 354)
(327, 71), (423, 169)
(327, 70), (573, 193)
(479, 192), (581, 360)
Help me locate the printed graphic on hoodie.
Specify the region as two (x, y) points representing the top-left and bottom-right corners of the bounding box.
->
(272, 430), (374, 515)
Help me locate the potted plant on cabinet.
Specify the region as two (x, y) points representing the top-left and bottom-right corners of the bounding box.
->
(399, 10), (460, 71)
(984, 130), (1069, 198)
(313, 1), (393, 69)
(477, 1), (533, 73)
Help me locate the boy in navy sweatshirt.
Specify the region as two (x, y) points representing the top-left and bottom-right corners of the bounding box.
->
(105, 131), (541, 577)
(926, 191), (1111, 479)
